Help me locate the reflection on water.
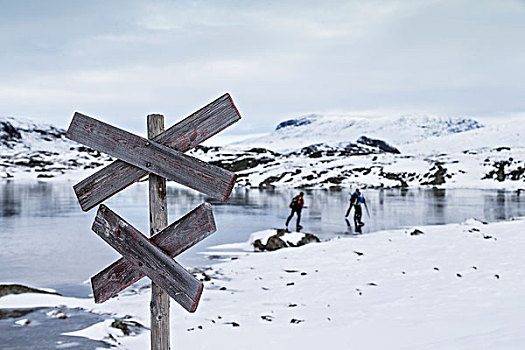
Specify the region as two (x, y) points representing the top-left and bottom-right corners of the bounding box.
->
(0, 181), (524, 297)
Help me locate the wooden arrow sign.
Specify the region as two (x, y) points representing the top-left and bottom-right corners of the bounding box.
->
(92, 204), (207, 312)
(71, 94), (241, 211)
(91, 203), (215, 304)
(66, 113), (236, 203)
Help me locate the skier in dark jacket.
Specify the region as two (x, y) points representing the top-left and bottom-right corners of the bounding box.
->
(345, 188), (366, 227)
(286, 192), (305, 230)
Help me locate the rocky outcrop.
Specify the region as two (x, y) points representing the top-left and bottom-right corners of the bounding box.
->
(0, 284), (61, 298)
(0, 121), (22, 147)
(275, 116), (315, 130)
(253, 229), (320, 252)
(357, 136), (400, 154)
(111, 318), (146, 336)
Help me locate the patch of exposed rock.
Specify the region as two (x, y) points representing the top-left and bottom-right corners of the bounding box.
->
(0, 284), (61, 298)
(253, 229), (320, 252)
(357, 136), (400, 154)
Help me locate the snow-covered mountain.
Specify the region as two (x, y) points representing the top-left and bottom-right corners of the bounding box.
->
(0, 116), (112, 180)
(192, 114), (524, 190)
(231, 114), (484, 152)
(1, 114), (524, 190)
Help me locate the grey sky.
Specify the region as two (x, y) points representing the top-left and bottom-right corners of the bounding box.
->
(1, 0), (524, 140)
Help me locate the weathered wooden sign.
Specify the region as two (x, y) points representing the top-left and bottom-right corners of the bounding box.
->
(66, 94), (241, 349)
(67, 112), (236, 203)
(92, 204), (210, 312)
(91, 203), (216, 307)
(72, 94), (240, 212)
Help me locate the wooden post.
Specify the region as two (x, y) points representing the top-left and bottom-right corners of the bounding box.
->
(148, 114), (170, 350)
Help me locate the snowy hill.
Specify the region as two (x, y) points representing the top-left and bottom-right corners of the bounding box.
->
(192, 114), (524, 190)
(0, 116), (112, 180)
(232, 114), (484, 152)
(1, 114), (524, 190)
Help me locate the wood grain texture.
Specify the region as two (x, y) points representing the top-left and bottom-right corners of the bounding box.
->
(71, 94), (241, 211)
(90, 203), (214, 302)
(91, 205), (204, 312)
(148, 114), (170, 350)
(66, 113), (237, 204)
(89, 176), (216, 301)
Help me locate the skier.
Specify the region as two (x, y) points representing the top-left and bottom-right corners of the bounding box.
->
(345, 188), (367, 228)
(286, 192), (305, 231)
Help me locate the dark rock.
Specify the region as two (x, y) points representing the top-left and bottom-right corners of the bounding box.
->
(380, 171), (408, 187)
(111, 319), (145, 336)
(254, 235), (287, 251)
(189, 268), (213, 281)
(210, 156), (274, 173)
(0, 284), (61, 298)
(253, 230), (320, 252)
(421, 163), (447, 186)
(193, 145), (221, 153)
(276, 117), (313, 130)
(288, 233), (320, 247)
(410, 229), (424, 236)
(0, 121), (22, 146)
(482, 160), (523, 182)
(258, 172), (293, 189)
(261, 315), (274, 322)
(323, 176), (345, 185)
(357, 136), (400, 154)
(308, 151), (323, 158)
(290, 318), (304, 324)
(0, 308), (42, 320)
(509, 167), (525, 181)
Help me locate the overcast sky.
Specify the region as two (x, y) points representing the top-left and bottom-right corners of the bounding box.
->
(1, 0), (524, 140)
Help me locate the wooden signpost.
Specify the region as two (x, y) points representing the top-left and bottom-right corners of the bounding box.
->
(73, 93), (241, 212)
(66, 93), (241, 349)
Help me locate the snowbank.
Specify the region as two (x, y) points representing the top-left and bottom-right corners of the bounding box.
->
(2, 218), (525, 349)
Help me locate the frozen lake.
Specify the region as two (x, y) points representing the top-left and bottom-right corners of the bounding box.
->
(1, 181), (524, 298)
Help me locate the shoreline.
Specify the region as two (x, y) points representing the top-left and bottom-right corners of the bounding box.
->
(2, 217), (524, 349)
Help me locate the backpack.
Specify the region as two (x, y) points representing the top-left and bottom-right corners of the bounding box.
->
(290, 196), (299, 208)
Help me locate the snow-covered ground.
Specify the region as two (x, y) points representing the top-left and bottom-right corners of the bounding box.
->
(2, 217), (524, 349)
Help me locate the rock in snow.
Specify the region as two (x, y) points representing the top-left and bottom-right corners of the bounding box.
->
(251, 229), (320, 251)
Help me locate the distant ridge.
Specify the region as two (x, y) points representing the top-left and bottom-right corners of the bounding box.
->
(231, 114), (484, 152)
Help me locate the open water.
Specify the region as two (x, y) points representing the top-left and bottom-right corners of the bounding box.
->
(1, 182), (524, 297)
